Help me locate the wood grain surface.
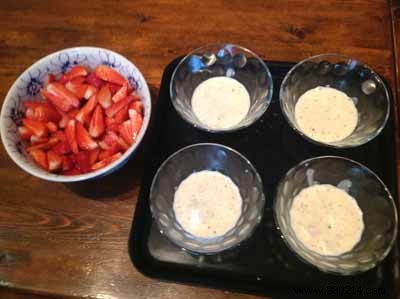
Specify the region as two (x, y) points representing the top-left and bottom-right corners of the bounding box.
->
(0, 1), (398, 299)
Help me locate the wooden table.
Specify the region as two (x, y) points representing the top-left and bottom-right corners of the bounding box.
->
(0, 1), (398, 298)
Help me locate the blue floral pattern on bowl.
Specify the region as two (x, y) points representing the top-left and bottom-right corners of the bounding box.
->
(0, 47), (151, 182)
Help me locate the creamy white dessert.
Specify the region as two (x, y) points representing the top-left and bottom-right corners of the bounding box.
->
(191, 77), (250, 130)
(173, 170), (242, 238)
(290, 184), (364, 256)
(294, 86), (358, 143)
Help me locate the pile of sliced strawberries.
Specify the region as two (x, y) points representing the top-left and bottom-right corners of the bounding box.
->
(18, 65), (144, 175)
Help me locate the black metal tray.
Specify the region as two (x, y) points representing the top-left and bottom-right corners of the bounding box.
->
(129, 58), (398, 298)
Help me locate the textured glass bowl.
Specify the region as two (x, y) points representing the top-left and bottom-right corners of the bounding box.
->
(170, 43), (273, 133)
(150, 143), (265, 254)
(274, 156), (398, 275)
(280, 54), (390, 148)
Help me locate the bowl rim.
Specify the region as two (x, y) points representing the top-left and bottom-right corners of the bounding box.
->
(169, 43), (274, 133)
(149, 142), (266, 253)
(273, 155), (398, 274)
(0, 46), (152, 182)
(279, 53), (391, 149)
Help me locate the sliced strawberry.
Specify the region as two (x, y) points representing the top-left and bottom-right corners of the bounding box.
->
(114, 105), (129, 124)
(25, 107), (35, 119)
(58, 74), (69, 84)
(65, 120), (79, 154)
(22, 118), (48, 137)
(63, 167), (81, 175)
(105, 95), (135, 118)
(95, 65), (126, 86)
(29, 149), (48, 170)
(104, 130), (129, 151)
(62, 155), (74, 171)
(119, 120), (133, 145)
(47, 150), (63, 172)
(111, 82), (128, 103)
(76, 95), (97, 123)
(65, 65), (88, 80)
(72, 151), (91, 173)
(45, 73), (56, 85)
(129, 109), (143, 140)
(51, 132), (71, 155)
(26, 137), (59, 152)
(65, 81), (89, 99)
(86, 72), (104, 89)
(18, 126), (33, 141)
(91, 152), (122, 171)
(30, 135), (48, 145)
(32, 104), (61, 123)
(70, 76), (86, 85)
(41, 89), (73, 112)
(24, 100), (42, 109)
(129, 100), (143, 115)
(89, 105), (105, 138)
(46, 82), (80, 108)
(46, 121), (58, 132)
(108, 83), (121, 95)
(76, 122), (98, 151)
(84, 85), (97, 100)
(97, 84), (112, 109)
(89, 148), (100, 165)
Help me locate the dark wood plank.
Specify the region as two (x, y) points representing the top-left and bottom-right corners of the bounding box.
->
(0, 1), (397, 299)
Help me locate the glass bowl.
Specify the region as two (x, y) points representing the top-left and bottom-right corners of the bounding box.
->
(280, 54), (390, 148)
(150, 143), (265, 254)
(170, 43), (273, 133)
(274, 156), (398, 275)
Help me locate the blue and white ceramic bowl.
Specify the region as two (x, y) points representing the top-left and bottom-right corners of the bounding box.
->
(0, 47), (151, 182)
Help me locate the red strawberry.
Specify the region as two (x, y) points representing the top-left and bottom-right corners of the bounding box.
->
(65, 65), (88, 80)
(65, 81), (89, 99)
(111, 82), (128, 103)
(84, 85), (97, 100)
(51, 140), (71, 155)
(22, 118), (48, 137)
(62, 155), (74, 171)
(119, 120), (133, 145)
(95, 65), (126, 86)
(58, 74), (69, 84)
(32, 104), (61, 123)
(26, 136), (59, 152)
(97, 84), (112, 109)
(65, 120), (79, 154)
(76, 95), (97, 123)
(45, 73), (56, 85)
(46, 83), (80, 108)
(107, 83), (121, 95)
(86, 72), (104, 89)
(129, 109), (143, 140)
(29, 149), (48, 170)
(30, 135), (48, 145)
(18, 126), (33, 141)
(24, 100), (42, 109)
(70, 76), (86, 85)
(89, 148), (100, 165)
(89, 105), (105, 138)
(46, 121), (58, 133)
(114, 105), (129, 124)
(47, 150), (63, 172)
(76, 122), (98, 151)
(91, 152), (122, 171)
(72, 151), (91, 173)
(105, 95), (135, 118)
(41, 89), (73, 112)
(129, 100), (143, 115)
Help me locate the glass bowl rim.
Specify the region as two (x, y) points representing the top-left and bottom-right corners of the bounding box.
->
(279, 53), (391, 149)
(273, 155), (398, 274)
(169, 43), (274, 133)
(149, 142), (266, 253)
